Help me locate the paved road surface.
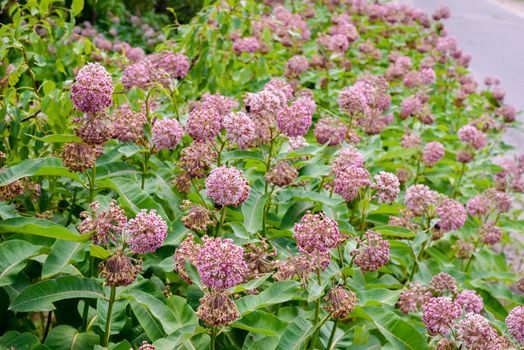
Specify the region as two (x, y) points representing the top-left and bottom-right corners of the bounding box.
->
(400, 0), (524, 147)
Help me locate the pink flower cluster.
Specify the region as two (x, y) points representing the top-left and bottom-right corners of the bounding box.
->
(127, 209), (168, 254)
(372, 171), (400, 204)
(435, 197), (466, 232)
(232, 36), (261, 55)
(422, 296), (461, 335)
(252, 5), (310, 46)
(422, 141), (445, 167)
(456, 289), (484, 313)
(78, 200), (127, 245)
(404, 184), (438, 215)
(152, 119), (184, 150)
(71, 63), (113, 113)
(458, 125), (487, 150)
(223, 112), (256, 149)
(293, 212), (339, 255)
(351, 231), (390, 272)
(314, 117), (348, 145)
(506, 306), (524, 347)
(276, 96), (316, 137)
(205, 166), (250, 207)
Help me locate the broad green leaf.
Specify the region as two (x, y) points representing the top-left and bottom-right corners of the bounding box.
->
(0, 330), (41, 349)
(29, 134), (81, 143)
(72, 0), (84, 16)
(0, 217), (88, 242)
(44, 325), (99, 350)
(377, 148), (418, 162)
(129, 301), (166, 340)
(274, 318), (315, 350)
(42, 240), (84, 279)
(0, 202), (20, 219)
(0, 240), (44, 287)
(281, 202), (313, 229)
(357, 289), (401, 306)
(9, 276), (104, 312)
(242, 191), (269, 234)
(236, 280), (305, 315)
(166, 295), (198, 326)
(373, 226), (416, 238)
(362, 306), (429, 350)
(90, 244), (111, 259)
(97, 299), (128, 335)
(0, 158), (81, 185)
(231, 310), (288, 336)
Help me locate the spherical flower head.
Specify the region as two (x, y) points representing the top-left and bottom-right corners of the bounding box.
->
(232, 36), (261, 55)
(78, 200), (127, 245)
(458, 125), (487, 150)
(422, 297), (461, 335)
(314, 117), (348, 146)
(430, 272), (457, 294)
(71, 62), (113, 113)
(466, 194), (490, 217)
(422, 141), (445, 167)
(285, 55), (309, 77)
(111, 104), (147, 143)
(173, 234), (200, 284)
(456, 290), (483, 313)
(74, 113), (114, 145)
(61, 142), (99, 173)
(181, 201), (214, 233)
(453, 240), (475, 259)
(127, 209), (168, 254)
(400, 96), (423, 119)
(125, 47), (145, 63)
(196, 291), (240, 327)
(331, 147), (364, 175)
(276, 97), (315, 137)
(264, 78), (294, 102)
(121, 61), (152, 90)
(372, 171), (400, 204)
(201, 93), (239, 117)
(506, 306), (524, 347)
(266, 161), (298, 187)
(334, 166), (371, 201)
(205, 166), (250, 207)
(457, 150), (474, 163)
(186, 106), (223, 142)
(405, 184), (438, 216)
(351, 230), (390, 272)
(0, 177), (24, 202)
(401, 132), (421, 148)
(397, 282), (432, 314)
(293, 211), (339, 254)
(338, 83), (370, 116)
(147, 51), (189, 79)
(323, 287), (358, 319)
(99, 252), (142, 286)
(137, 341), (155, 350)
(196, 236), (248, 290)
(223, 112), (256, 149)
(421, 68), (436, 85)
(480, 222), (502, 245)
(435, 198), (466, 232)
(273, 254), (318, 283)
(433, 5), (451, 20)
(152, 118), (184, 150)
(484, 188), (512, 213)
(457, 313), (500, 349)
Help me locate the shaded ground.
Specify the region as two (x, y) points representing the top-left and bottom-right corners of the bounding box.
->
(400, 0), (524, 147)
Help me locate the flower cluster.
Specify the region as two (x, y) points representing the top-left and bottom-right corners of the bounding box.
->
(205, 166), (250, 207)
(293, 211), (339, 255)
(350, 231), (390, 272)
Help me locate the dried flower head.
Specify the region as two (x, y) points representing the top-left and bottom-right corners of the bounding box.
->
(173, 234), (200, 283)
(266, 161), (298, 187)
(480, 222), (502, 245)
(430, 272), (457, 294)
(0, 176), (24, 202)
(71, 62), (113, 113)
(111, 104), (147, 143)
(205, 166), (250, 207)
(351, 230), (390, 272)
(137, 341), (155, 350)
(61, 142), (99, 172)
(195, 236), (248, 290)
(127, 209), (168, 254)
(244, 240), (277, 277)
(422, 296), (461, 335)
(397, 282), (432, 314)
(324, 287), (358, 319)
(99, 251), (142, 286)
(196, 291), (240, 327)
(181, 200), (214, 232)
(74, 114), (114, 145)
(453, 240), (475, 259)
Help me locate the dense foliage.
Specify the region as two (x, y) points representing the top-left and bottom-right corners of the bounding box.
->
(0, 0), (523, 349)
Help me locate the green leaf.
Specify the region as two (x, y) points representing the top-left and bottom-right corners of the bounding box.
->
(29, 134), (81, 143)
(362, 306), (429, 350)
(236, 280), (305, 315)
(44, 325), (99, 350)
(129, 301), (166, 340)
(274, 318), (315, 350)
(0, 240), (44, 287)
(281, 202), (313, 229)
(90, 244), (111, 259)
(372, 226), (416, 238)
(97, 298), (128, 335)
(0, 158), (81, 186)
(242, 190), (269, 234)
(72, 0), (84, 16)
(231, 310), (288, 336)
(377, 148), (418, 162)
(166, 295), (198, 327)
(0, 217), (88, 242)
(9, 276), (104, 312)
(42, 240), (84, 279)
(0, 330), (41, 350)
(356, 288), (401, 306)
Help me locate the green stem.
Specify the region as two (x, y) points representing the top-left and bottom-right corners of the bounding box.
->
(141, 150), (151, 190)
(102, 286), (117, 347)
(309, 263), (322, 350)
(326, 318), (339, 350)
(408, 239), (428, 282)
(215, 206), (227, 237)
(81, 256), (95, 331)
(264, 134), (275, 194)
(463, 238), (482, 272)
(211, 327), (217, 350)
(216, 139), (227, 167)
(451, 163), (466, 199)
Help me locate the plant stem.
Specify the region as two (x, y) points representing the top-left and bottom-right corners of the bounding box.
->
(42, 311), (52, 342)
(215, 206), (227, 237)
(102, 286), (117, 347)
(309, 262), (323, 350)
(463, 238), (481, 272)
(326, 318), (339, 350)
(408, 239), (428, 282)
(141, 150), (151, 190)
(451, 163), (466, 199)
(81, 256), (95, 331)
(264, 134), (275, 194)
(211, 327), (217, 350)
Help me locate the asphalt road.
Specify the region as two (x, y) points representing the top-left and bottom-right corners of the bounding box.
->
(400, 0), (524, 146)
